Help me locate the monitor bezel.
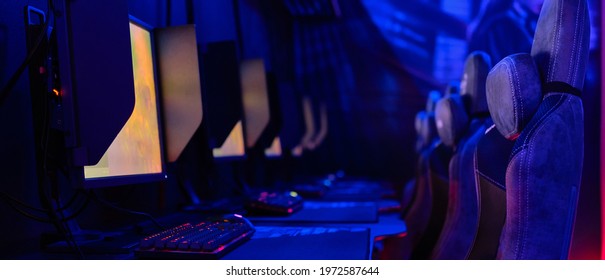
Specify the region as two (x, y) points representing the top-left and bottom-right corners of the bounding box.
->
(82, 16), (168, 188)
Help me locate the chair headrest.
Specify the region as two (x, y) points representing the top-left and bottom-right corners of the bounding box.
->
(415, 111), (438, 151)
(461, 51), (492, 116)
(445, 81), (459, 96)
(486, 54), (542, 140)
(531, 0), (590, 91)
(420, 112), (438, 148)
(426, 90), (442, 113)
(435, 94), (469, 147)
(415, 111), (426, 152)
(415, 111), (426, 134)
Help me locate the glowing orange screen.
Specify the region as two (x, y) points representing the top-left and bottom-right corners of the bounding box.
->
(84, 22), (163, 179)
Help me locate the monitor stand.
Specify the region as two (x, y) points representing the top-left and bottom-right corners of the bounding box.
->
(39, 194), (146, 257)
(179, 176), (247, 214)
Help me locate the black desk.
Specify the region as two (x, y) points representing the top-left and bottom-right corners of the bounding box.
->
(248, 201), (379, 224)
(223, 226), (371, 260)
(10, 202), (406, 260)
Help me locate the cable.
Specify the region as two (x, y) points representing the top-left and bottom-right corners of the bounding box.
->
(0, 191), (90, 224)
(0, 181), (82, 214)
(31, 0), (84, 260)
(0, 0), (85, 259)
(58, 190), (82, 211)
(0, 191), (47, 213)
(62, 192), (91, 220)
(55, 195), (84, 259)
(0, 0), (53, 108)
(89, 191), (165, 230)
(0, 195), (53, 223)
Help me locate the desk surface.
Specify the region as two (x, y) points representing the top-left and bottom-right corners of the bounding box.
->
(223, 226), (371, 260)
(7, 207), (406, 260)
(248, 201), (379, 224)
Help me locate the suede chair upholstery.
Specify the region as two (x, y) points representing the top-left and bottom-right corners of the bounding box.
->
(409, 95), (465, 259)
(406, 110), (438, 215)
(460, 51), (492, 116)
(468, 123), (513, 259)
(398, 111), (450, 259)
(469, 54), (542, 259)
(487, 55), (543, 140)
(405, 91), (444, 219)
(435, 95), (469, 147)
(445, 81), (460, 97)
(432, 52), (492, 260)
(403, 90), (445, 220)
(426, 90), (442, 113)
(420, 111), (439, 150)
(415, 111), (428, 153)
(409, 142), (452, 259)
(489, 0), (589, 259)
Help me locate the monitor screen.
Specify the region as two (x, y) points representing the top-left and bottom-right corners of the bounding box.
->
(292, 96), (316, 156)
(262, 71), (283, 158)
(240, 61), (284, 158)
(212, 120), (246, 157)
(155, 25), (203, 163)
(201, 41), (244, 151)
(240, 59), (270, 149)
(83, 20), (164, 186)
(264, 137), (283, 157)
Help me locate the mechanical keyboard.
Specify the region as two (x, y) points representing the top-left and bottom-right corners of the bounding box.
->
(246, 191), (304, 215)
(134, 214), (255, 259)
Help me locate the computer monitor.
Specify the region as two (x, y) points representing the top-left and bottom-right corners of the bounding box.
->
(201, 41), (246, 158)
(212, 120), (246, 158)
(262, 72), (284, 158)
(277, 85), (306, 157)
(264, 137), (283, 157)
(53, 2), (170, 189)
(293, 96), (317, 156)
(154, 25), (203, 163)
(55, 1), (137, 168)
(37, 3), (205, 254)
(82, 18), (166, 188)
(239, 59), (283, 158)
(240, 59), (270, 150)
(307, 101), (328, 151)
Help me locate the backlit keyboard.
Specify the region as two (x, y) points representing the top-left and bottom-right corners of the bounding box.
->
(135, 214), (255, 259)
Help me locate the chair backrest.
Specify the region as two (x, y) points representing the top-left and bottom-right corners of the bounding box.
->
(461, 51), (492, 117)
(401, 110), (451, 259)
(426, 90), (442, 113)
(414, 111), (427, 153)
(432, 52), (491, 259)
(410, 94), (466, 259)
(415, 110), (439, 153)
(468, 123), (513, 259)
(487, 0), (589, 259)
(405, 109), (438, 216)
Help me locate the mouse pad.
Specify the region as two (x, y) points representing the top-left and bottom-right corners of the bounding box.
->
(248, 201), (378, 223)
(223, 226), (370, 260)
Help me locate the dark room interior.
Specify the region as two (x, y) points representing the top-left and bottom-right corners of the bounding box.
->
(0, 0), (603, 261)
